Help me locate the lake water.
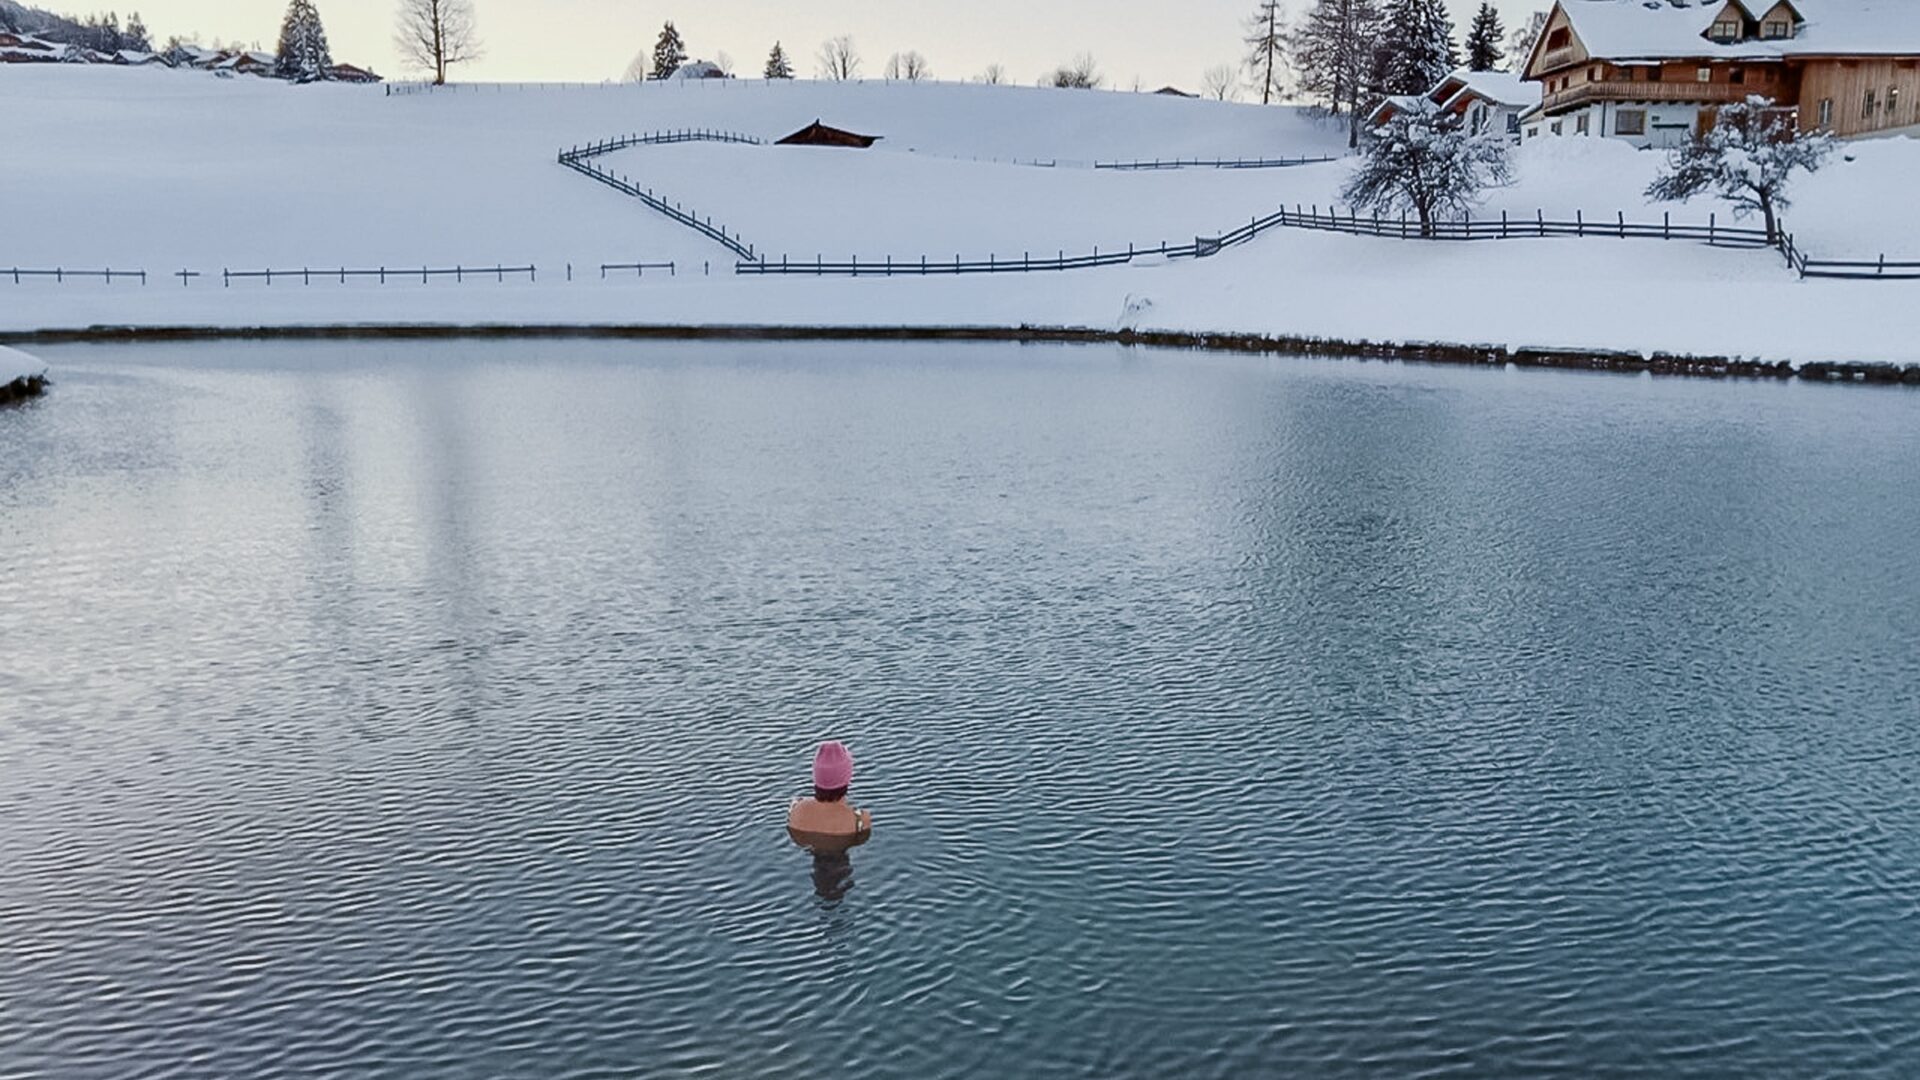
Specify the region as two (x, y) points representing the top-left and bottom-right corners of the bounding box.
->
(3, 340), (1918, 1078)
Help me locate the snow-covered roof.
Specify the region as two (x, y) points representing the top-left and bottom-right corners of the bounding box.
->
(1550, 0), (1920, 63)
(1438, 69), (1539, 109)
(673, 60), (730, 80)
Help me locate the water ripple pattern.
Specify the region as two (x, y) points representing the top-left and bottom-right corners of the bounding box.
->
(2, 341), (1918, 1078)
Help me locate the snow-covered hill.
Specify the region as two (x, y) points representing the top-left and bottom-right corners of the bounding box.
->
(4, 65), (1919, 364)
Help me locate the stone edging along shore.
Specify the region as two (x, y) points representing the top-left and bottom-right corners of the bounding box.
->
(3, 324), (1918, 386)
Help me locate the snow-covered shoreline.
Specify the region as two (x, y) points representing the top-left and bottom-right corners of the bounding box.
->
(0, 344), (50, 402)
(7, 66), (1920, 372)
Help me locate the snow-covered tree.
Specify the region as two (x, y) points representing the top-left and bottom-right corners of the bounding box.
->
(1047, 53), (1102, 89)
(817, 35), (860, 80)
(395, 0), (480, 85)
(123, 11), (150, 51)
(648, 21), (685, 80)
(1379, 0), (1455, 96)
(1244, 0), (1286, 105)
(884, 50), (931, 81)
(1465, 2), (1503, 71)
(274, 0), (332, 81)
(764, 41), (793, 79)
(1202, 63), (1239, 101)
(1291, 0), (1385, 146)
(1508, 10), (1548, 68)
(1646, 97), (1833, 242)
(1342, 97), (1511, 236)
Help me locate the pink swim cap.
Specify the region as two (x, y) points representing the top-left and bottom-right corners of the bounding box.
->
(812, 741), (853, 790)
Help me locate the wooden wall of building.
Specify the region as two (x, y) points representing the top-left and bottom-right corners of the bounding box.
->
(1797, 59), (1920, 136)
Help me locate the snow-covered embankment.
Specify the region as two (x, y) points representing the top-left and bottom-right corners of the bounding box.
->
(1, 345), (50, 403)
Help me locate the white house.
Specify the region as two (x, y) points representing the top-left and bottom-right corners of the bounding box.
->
(1369, 68), (1541, 143)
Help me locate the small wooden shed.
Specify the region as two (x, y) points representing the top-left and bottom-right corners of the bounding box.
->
(776, 121), (882, 149)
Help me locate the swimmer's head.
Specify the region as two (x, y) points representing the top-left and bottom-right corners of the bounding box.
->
(813, 741), (853, 801)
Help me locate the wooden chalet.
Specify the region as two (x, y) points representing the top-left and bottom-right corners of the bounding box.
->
(776, 121), (882, 149)
(1523, 0), (1920, 145)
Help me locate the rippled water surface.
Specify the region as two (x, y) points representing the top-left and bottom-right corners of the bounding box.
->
(3, 340), (1919, 1078)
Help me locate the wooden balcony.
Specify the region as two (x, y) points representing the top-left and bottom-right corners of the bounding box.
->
(1543, 80), (1766, 113)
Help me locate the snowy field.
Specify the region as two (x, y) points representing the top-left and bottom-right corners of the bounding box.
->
(5, 65), (1920, 362)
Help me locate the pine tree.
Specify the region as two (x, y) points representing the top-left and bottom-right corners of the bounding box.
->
(1244, 0), (1286, 105)
(124, 10), (151, 52)
(1465, 3), (1504, 71)
(764, 41), (793, 79)
(650, 21), (686, 80)
(1380, 0), (1455, 96)
(1291, 0), (1387, 146)
(274, 0), (332, 81)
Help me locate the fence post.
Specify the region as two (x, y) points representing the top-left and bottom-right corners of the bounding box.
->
(1537, 209), (1545, 238)
(1880, 253), (1887, 277)
(1664, 212), (1671, 240)
(567, 263), (573, 282)
(1710, 213), (1716, 244)
(380, 267), (386, 284)
(1618, 211), (1625, 239)
(1502, 210), (1509, 239)
(223, 269), (229, 288)
(1576, 209), (1584, 238)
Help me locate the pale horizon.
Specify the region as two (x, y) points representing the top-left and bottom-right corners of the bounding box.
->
(99, 0), (1545, 89)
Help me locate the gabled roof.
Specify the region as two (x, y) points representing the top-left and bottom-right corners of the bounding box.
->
(1435, 69), (1539, 110)
(775, 121), (882, 148)
(1538, 0), (1920, 68)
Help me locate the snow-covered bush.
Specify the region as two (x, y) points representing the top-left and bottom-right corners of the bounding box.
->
(1646, 97), (1833, 242)
(1341, 97), (1511, 236)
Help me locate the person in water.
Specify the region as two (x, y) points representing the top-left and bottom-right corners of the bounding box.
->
(788, 740), (873, 838)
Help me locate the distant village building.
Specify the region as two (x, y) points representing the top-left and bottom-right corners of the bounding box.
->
(1370, 68), (1540, 142)
(776, 121), (883, 148)
(1522, 0), (1920, 147)
(674, 60), (731, 80)
(1153, 86), (1197, 98)
(0, 32), (69, 62)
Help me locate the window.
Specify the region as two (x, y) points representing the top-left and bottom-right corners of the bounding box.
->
(1697, 67), (1713, 83)
(1615, 109), (1648, 136)
(1547, 27), (1571, 50)
(1891, 86), (1902, 118)
(1551, 119), (1564, 135)
(1864, 88), (1877, 119)
(1576, 112), (1590, 134)
(1818, 97), (1833, 127)
(1645, 65), (1662, 81)
(1589, 65), (1601, 81)
(1730, 67), (1745, 85)
(1711, 20), (1740, 41)
(1508, 113), (1523, 135)
(1764, 20), (1790, 38)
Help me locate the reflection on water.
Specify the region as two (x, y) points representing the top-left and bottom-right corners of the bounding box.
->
(2, 339), (1919, 1079)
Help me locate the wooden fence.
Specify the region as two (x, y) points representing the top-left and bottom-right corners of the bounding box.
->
(221, 265), (537, 286)
(1776, 232), (1920, 280)
(5, 267), (147, 284)
(558, 130), (763, 261)
(1094, 155), (1337, 170)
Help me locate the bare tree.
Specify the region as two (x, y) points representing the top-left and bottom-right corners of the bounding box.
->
(394, 0), (479, 85)
(816, 35), (860, 80)
(1508, 10), (1548, 68)
(884, 50), (931, 81)
(1244, 0), (1286, 104)
(979, 63), (1008, 85)
(622, 49), (648, 83)
(1047, 52), (1102, 89)
(1201, 63), (1240, 101)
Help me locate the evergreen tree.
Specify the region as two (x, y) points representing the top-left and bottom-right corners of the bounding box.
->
(1465, 3), (1503, 70)
(764, 40), (793, 79)
(1291, 0), (1386, 147)
(1379, 0), (1455, 96)
(274, 0), (332, 81)
(650, 21), (686, 80)
(124, 10), (151, 52)
(1244, 0), (1286, 105)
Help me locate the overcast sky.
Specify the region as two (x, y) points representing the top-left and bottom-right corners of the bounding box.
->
(125, 0), (1544, 87)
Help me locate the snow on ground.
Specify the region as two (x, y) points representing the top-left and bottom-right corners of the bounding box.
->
(1, 344), (47, 382)
(4, 64), (1920, 362)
